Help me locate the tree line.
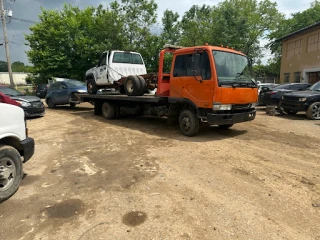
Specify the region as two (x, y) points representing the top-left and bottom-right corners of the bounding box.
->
(0, 61), (32, 73)
(24, 0), (320, 82)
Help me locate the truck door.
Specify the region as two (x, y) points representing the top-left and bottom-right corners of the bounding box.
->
(170, 51), (213, 108)
(96, 52), (108, 85)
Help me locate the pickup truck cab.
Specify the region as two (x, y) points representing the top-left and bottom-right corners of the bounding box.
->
(0, 103), (35, 202)
(86, 50), (147, 94)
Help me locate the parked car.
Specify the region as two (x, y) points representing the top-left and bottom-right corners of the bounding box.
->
(257, 83), (278, 95)
(259, 83), (311, 108)
(0, 103), (35, 202)
(0, 92), (20, 106)
(0, 86), (45, 117)
(280, 81), (320, 119)
(35, 84), (48, 98)
(258, 84), (279, 105)
(45, 80), (87, 108)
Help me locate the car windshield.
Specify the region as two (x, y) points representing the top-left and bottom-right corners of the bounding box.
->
(65, 80), (85, 87)
(309, 81), (320, 91)
(0, 87), (23, 96)
(213, 50), (255, 86)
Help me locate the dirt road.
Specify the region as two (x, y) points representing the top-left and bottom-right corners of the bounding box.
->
(0, 104), (319, 240)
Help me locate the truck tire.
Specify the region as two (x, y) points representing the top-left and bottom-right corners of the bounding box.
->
(0, 145), (23, 203)
(179, 110), (200, 137)
(306, 102), (320, 120)
(137, 76), (146, 95)
(124, 75), (143, 96)
(102, 102), (115, 119)
(87, 78), (98, 94)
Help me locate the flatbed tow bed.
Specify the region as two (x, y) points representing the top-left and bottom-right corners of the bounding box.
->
(80, 93), (165, 103)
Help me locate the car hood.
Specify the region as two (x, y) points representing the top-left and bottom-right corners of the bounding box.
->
(283, 90), (320, 97)
(11, 95), (42, 103)
(69, 86), (87, 92)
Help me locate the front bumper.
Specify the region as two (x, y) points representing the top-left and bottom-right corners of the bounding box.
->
(280, 100), (308, 112)
(207, 110), (256, 125)
(19, 137), (35, 163)
(23, 106), (45, 117)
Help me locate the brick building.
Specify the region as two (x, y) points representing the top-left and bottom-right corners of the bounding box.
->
(276, 21), (320, 84)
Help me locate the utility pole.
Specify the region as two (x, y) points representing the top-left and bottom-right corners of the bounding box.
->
(0, 0), (15, 88)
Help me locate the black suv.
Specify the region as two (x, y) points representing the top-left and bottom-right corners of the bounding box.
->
(280, 81), (320, 119)
(259, 83), (311, 107)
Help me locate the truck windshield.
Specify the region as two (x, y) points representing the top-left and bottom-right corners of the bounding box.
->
(213, 50), (255, 87)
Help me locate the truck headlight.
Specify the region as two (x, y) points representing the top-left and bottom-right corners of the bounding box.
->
(298, 98), (307, 102)
(213, 104), (232, 110)
(16, 101), (31, 107)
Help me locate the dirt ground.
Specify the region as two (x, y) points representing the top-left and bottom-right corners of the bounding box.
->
(0, 103), (319, 240)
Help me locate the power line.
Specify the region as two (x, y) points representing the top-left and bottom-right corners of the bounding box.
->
(11, 16), (38, 24)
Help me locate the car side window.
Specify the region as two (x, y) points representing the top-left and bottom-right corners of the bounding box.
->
(50, 83), (59, 91)
(98, 53), (107, 67)
(173, 52), (211, 80)
(60, 82), (68, 89)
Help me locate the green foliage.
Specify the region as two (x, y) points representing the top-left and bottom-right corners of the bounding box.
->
(0, 61), (8, 72)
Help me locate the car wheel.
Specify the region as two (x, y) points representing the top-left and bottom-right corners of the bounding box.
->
(218, 124), (233, 129)
(306, 102), (320, 120)
(47, 99), (55, 109)
(70, 102), (76, 108)
(179, 110), (199, 137)
(0, 145), (23, 203)
(102, 102), (115, 119)
(87, 78), (98, 94)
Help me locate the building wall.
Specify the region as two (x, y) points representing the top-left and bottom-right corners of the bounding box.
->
(280, 27), (320, 84)
(0, 72), (29, 85)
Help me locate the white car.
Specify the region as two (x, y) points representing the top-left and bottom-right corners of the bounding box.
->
(0, 103), (35, 202)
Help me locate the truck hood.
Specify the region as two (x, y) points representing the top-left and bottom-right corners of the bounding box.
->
(11, 95), (41, 103)
(215, 87), (258, 104)
(284, 91), (320, 97)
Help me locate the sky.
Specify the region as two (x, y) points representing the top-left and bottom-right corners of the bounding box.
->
(0, 0), (316, 66)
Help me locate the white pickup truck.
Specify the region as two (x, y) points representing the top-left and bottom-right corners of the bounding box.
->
(0, 103), (35, 202)
(85, 50), (147, 94)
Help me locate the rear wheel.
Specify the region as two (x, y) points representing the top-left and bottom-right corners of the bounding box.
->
(102, 102), (115, 119)
(124, 75), (144, 96)
(47, 99), (55, 109)
(179, 110), (199, 137)
(306, 102), (320, 120)
(87, 78), (98, 94)
(0, 145), (23, 203)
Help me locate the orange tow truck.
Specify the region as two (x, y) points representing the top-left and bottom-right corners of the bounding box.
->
(80, 44), (258, 136)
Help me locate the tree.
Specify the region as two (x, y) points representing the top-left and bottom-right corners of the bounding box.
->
(11, 61), (26, 72)
(161, 10), (180, 45)
(26, 4), (125, 80)
(210, 0), (283, 63)
(0, 61), (8, 72)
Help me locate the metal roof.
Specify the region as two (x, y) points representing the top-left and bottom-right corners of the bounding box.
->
(275, 21), (320, 42)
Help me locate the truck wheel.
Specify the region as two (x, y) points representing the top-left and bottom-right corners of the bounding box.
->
(179, 110), (199, 137)
(137, 76), (146, 95)
(306, 102), (320, 120)
(47, 99), (55, 109)
(87, 79), (98, 94)
(0, 145), (23, 203)
(218, 124), (233, 129)
(124, 75), (143, 96)
(102, 102), (115, 119)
